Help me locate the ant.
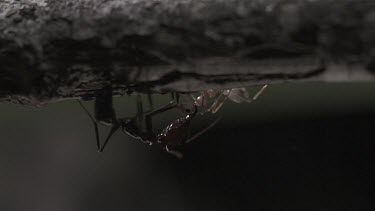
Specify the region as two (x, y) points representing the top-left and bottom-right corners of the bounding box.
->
(78, 87), (220, 159)
(191, 85), (268, 114)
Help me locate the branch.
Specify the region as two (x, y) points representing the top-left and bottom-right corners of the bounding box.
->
(1, 0), (375, 105)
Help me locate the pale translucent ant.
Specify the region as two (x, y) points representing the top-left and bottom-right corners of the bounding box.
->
(191, 85), (268, 114)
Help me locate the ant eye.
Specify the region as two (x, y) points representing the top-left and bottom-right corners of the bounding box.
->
(185, 109), (191, 113)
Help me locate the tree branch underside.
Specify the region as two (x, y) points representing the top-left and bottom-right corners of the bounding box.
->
(1, 0), (375, 105)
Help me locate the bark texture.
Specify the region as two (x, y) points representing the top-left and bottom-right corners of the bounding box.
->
(1, 0), (375, 105)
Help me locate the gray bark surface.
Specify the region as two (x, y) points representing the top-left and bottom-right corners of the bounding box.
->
(1, 0), (375, 105)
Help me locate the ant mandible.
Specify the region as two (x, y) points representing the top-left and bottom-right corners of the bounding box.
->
(78, 86), (220, 159)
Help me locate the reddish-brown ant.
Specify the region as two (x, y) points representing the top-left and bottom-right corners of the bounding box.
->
(78, 88), (220, 158)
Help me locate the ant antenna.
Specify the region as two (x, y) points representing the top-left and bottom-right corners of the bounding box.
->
(186, 116), (222, 144)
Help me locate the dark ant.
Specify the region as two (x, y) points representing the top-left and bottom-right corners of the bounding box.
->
(78, 87), (220, 159)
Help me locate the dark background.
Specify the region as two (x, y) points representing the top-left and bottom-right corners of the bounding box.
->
(0, 83), (374, 211)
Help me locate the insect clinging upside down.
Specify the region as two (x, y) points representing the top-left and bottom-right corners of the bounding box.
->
(191, 85), (268, 114)
(78, 87), (221, 159)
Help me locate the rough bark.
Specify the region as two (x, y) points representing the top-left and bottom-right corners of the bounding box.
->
(1, 0), (375, 105)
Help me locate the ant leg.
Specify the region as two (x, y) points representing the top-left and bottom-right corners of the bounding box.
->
(99, 123), (121, 152)
(252, 85), (268, 101)
(175, 93), (180, 104)
(210, 97), (225, 113)
(190, 94), (197, 101)
(77, 100), (101, 150)
(170, 92), (180, 104)
(209, 91), (231, 114)
(143, 93), (180, 133)
(186, 116), (222, 144)
(242, 85), (268, 103)
(147, 92), (154, 111)
(136, 95), (143, 125)
(145, 101), (177, 132)
(170, 92), (175, 101)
